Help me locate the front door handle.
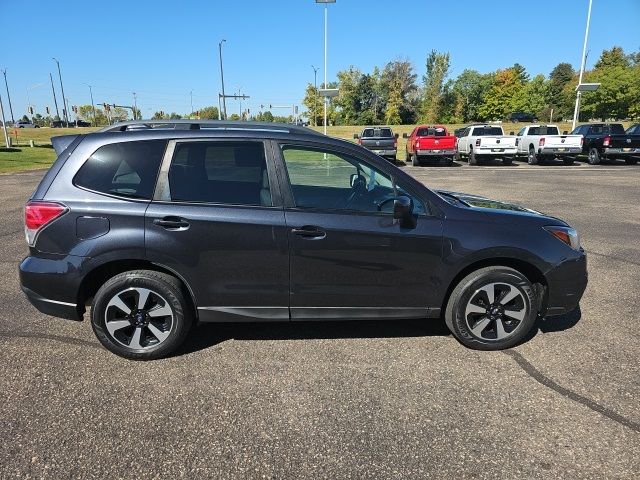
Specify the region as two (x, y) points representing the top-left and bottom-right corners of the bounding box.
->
(291, 225), (326, 240)
(153, 217), (190, 230)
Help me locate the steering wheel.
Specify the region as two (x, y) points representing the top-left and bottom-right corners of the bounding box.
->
(342, 174), (367, 209)
(376, 195), (397, 212)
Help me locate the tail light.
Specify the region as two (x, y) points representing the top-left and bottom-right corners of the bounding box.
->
(24, 201), (67, 247)
(581, 137), (584, 147)
(475, 138), (481, 147)
(357, 138), (362, 145)
(603, 136), (611, 147)
(414, 141), (420, 149)
(539, 137), (545, 147)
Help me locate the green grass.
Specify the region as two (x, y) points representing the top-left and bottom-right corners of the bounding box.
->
(0, 146), (57, 174)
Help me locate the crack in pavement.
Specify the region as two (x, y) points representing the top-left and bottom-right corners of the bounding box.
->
(585, 249), (640, 268)
(504, 349), (640, 433)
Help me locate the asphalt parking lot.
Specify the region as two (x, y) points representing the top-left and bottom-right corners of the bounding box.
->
(1, 159), (639, 479)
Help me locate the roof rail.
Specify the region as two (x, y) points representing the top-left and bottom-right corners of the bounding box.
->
(98, 119), (323, 135)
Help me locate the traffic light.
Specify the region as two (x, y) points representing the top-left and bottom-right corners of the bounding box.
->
(72, 105), (78, 114)
(28, 106), (34, 114)
(46, 106), (50, 114)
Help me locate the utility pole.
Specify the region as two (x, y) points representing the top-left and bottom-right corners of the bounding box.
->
(311, 65), (319, 126)
(49, 73), (60, 122)
(85, 84), (96, 126)
(52, 58), (69, 126)
(219, 39), (227, 120)
(1, 69), (15, 124)
(572, 0), (593, 131)
(0, 92), (10, 147)
(190, 90), (194, 114)
(132, 92), (138, 120)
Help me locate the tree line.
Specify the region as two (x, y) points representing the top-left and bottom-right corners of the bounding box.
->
(303, 46), (640, 125)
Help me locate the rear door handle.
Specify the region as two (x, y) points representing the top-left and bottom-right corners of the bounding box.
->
(153, 217), (190, 230)
(291, 226), (326, 240)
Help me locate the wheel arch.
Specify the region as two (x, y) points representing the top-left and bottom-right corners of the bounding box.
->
(440, 257), (548, 316)
(77, 259), (198, 319)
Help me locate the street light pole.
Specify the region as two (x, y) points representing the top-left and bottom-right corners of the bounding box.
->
(311, 65), (319, 126)
(85, 84), (96, 126)
(219, 39), (227, 120)
(49, 73), (60, 122)
(323, 4), (327, 135)
(572, 0), (593, 131)
(1, 69), (15, 124)
(190, 90), (194, 114)
(0, 92), (10, 147)
(52, 58), (69, 126)
(132, 92), (138, 120)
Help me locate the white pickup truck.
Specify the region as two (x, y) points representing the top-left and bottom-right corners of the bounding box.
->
(515, 124), (583, 165)
(455, 124), (517, 165)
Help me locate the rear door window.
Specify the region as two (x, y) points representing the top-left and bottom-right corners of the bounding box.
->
(74, 140), (167, 199)
(168, 141), (271, 206)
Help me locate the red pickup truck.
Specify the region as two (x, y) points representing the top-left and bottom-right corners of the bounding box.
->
(403, 125), (457, 166)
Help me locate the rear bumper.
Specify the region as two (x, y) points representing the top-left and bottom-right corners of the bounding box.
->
(476, 148), (517, 156)
(366, 148), (396, 157)
(544, 252), (588, 316)
(603, 147), (640, 156)
(416, 149), (456, 157)
(19, 254), (86, 321)
(539, 147), (582, 156)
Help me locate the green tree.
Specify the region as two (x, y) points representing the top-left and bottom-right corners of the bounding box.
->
(198, 106), (219, 120)
(380, 60), (418, 124)
(451, 70), (494, 122)
(256, 111), (274, 122)
(511, 63), (530, 83)
(478, 68), (522, 120)
(594, 46), (630, 69)
(152, 111), (169, 120)
(334, 66), (362, 125)
(512, 74), (549, 119)
(420, 50), (450, 123)
(302, 83), (322, 126)
(547, 62), (574, 118)
(384, 79), (402, 125)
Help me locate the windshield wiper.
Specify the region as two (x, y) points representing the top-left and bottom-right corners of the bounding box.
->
(437, 191), (471, 207)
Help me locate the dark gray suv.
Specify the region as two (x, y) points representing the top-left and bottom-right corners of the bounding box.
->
(20, 120), (587, 360)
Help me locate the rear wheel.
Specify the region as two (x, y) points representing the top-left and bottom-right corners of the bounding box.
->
(91, 270), (193, 360)
(445, 266), (537, 350)
(527, 147), (539, 165)
(412, 153), (420, 166)
(469, 149), (478, 165)
(444, 156), (454, 167)
(502, 156), (513, 166)
(588, 147), (601, 165)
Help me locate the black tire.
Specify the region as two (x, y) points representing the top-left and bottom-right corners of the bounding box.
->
(527, 147), (538, 165)
(412, 153), (420, 166)
(562, 157), (574, 166)
(405, 149), (410, 163)
(91, 270), (193, 360)
(445, 266), (538, 351)
(502, 156), (513, 166)
(444, 156), (454, 167)
(454, 151), (462, 163)
(624, 158), (638, 165)
(469, 149), (477, 165)
(588, 147), (601, 165)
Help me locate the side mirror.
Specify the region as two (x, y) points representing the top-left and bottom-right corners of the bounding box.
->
(402, 133), (408, 138)
(393, 196), (416, 229)
(509, 131), (514, 135)
(353, 133), (359, 139)
(394, 133), (399, 139)
(563, 130), (568, 135)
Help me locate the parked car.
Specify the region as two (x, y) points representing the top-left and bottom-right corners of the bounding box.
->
(20, 120), (587, 359)
(16, 120), (38, 128)
(571, 123), (640, 165)
(515, 125), (582, 165)
(455, 124), (518, 165)
(75, 120), (91, 127)
(508, 112), (538, 123)
(403, 125), (457, 166)
(354, 126), (398, 161)
(625, 124), (640, 135)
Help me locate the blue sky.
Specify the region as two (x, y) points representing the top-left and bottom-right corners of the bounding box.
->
(1, 0), (639, 121)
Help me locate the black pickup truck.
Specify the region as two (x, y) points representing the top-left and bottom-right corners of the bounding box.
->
(354, 127), (398, 162)
(571, 123), (640, 165)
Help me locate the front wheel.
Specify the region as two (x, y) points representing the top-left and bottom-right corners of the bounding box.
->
(588, 147), (601, 165)
(91, 270), (193, 360)
(445, 266), (538, 350)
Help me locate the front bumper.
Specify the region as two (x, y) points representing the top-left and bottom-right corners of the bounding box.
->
(539, 147), (582, 156)
(543, 251), (588, 316)
(19, 254), (86, 321)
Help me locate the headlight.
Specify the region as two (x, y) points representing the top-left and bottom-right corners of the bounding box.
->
(544, 226), (581, 250)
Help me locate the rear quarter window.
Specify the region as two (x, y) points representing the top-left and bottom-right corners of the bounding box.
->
(73, 140), (167, 199)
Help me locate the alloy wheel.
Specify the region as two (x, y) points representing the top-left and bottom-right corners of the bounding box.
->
(464, 282), (528, 341)
(104, 287), (174, 350)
